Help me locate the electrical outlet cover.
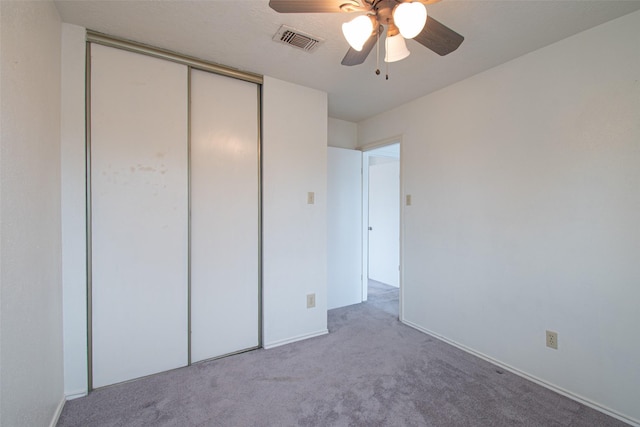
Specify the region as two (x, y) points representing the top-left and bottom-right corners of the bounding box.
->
(546, 330), (558, 349)
(306, 293), (316, 308)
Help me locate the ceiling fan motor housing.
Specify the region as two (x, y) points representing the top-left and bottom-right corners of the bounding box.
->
(269, 0), (463, 66)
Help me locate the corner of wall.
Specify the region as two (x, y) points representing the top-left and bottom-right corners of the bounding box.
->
(328, 117), (358, 149)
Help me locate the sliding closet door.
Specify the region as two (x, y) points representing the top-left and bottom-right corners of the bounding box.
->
(90, 44), (189, 387)
(190, 69), (259, 362)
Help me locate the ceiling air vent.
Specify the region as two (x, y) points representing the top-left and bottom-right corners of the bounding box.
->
(273, 25), (324, 52)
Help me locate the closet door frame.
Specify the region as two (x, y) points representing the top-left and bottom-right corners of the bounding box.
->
(190, 68), (261, 363)
(85, 32), (263, 391)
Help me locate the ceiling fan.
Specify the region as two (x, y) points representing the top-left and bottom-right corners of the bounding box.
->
(268, 0), (464, 66)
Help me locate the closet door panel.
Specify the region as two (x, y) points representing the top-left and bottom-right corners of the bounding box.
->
(91, 44), (189, 387)
(191, 69), (259, 362)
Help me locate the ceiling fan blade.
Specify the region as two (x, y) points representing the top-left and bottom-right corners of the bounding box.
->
(341, 25), (382, 66)
(413, 16), (464, 56)
(269, 0), (351, 13)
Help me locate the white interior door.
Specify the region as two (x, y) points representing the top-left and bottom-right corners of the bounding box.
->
(90, 44), (189, 388)
(368, 159), (400, 287)
(327, 147), (362, 310)
(190, 69), (259, 362)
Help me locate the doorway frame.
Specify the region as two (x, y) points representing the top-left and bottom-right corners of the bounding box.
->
(360, 136), (404, 320)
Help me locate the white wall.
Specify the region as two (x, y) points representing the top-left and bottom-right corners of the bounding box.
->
(328, 117), (357, 149)
(358, 10), (640, 424)
(60, 23), (88, 398)
(263, 76), (328, 347)
(0, 1), (65, 426)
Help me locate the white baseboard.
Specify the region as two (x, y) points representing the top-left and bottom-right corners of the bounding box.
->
(49, 395), (66, 427)
(263, 329), (328, 349)
(402, 319), (639, 427)
(65, 390), (88, 400)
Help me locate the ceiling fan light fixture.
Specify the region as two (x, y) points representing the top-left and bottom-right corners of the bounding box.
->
(393, 2), (427, 39)
(342, 15), (374, 51)
(384, 34), (410, 63)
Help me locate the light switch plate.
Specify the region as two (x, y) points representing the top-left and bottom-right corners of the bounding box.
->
(307, 192), (315, 204)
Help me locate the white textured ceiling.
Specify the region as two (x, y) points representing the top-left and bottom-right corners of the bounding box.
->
(54, 0), (640, 122)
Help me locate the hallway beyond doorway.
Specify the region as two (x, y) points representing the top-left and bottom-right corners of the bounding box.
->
(366, 279), (399, 318)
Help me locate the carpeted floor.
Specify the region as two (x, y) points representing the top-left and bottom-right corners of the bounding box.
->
(58, 283), (628, 426)
(366, 279), (400, 318)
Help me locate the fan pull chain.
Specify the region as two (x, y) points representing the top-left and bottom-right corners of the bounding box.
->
(375, 24), (381, 76)
(384, 19), (390, 80)
(385, 33), (389, 80)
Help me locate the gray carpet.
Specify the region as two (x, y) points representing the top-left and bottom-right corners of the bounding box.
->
(58, 286), (628, 426)
(366, 279), (400, 318)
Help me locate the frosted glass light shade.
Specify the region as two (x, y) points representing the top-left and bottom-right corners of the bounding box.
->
(393, 2), (427, 39)
(384, 34), (410, 62)
(342, 15), (374, 51)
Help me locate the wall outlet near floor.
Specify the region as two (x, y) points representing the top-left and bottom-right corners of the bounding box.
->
(306, 293), (316, 308)
(546, 330), (558, 349)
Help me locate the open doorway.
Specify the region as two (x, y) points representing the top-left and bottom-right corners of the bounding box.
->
(362, 142), (400, 317)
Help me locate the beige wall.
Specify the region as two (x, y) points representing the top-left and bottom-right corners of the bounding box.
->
(1, 1), (65, 425)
